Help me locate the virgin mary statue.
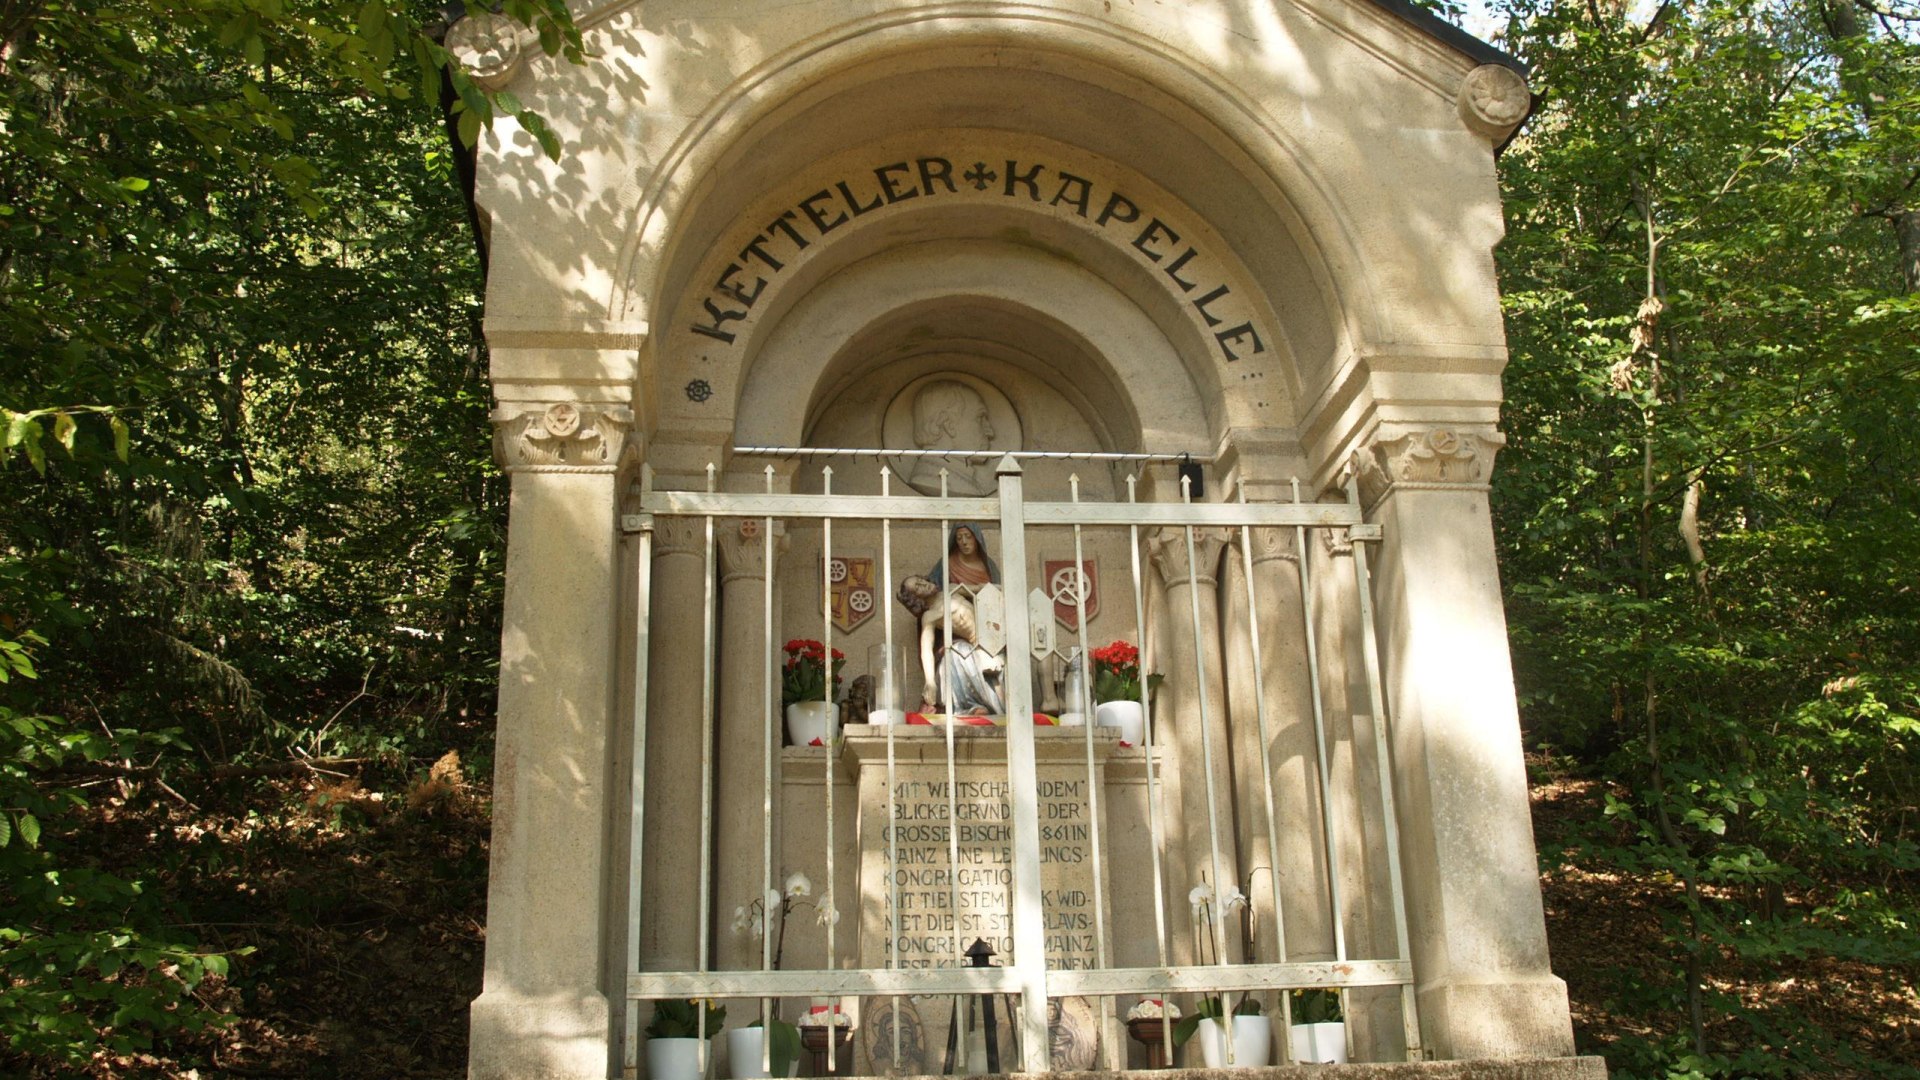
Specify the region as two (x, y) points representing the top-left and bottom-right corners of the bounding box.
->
(897, 524), (1005, 714)
(927, 523), (998, 591)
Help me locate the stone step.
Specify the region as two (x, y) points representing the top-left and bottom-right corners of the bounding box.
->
(807, 1060), (1609, 1080)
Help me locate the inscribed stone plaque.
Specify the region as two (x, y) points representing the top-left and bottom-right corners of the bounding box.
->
(846, 727), (1116, 1072)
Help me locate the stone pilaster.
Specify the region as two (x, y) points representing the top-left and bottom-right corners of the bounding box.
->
(469, 401), (631, 1080)
(1145, 526), (1241, 965)
(1357, 424), (1576, 1059)
(1223, 525), (1338, 972)
(1311, 516), (1403, 1060)
(713, 518), (783, 975)
(639, 512), (711, 979)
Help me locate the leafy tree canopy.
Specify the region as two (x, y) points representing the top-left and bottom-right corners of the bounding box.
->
(0, 0), (1915, 1074)
(0, 0), (578, 1069)
(1490, 0), (1920, 1073)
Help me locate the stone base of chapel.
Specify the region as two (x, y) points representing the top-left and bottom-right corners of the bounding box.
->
(643, 1061), (1611, 1080)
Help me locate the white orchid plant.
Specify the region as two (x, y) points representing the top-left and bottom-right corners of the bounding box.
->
(730, 872), (840, 1076)
(1187, 879), (1249, 922)
(1172, 874), (1262, 1047)
(732, 872), (841, 964)
(1186, 878), (1250, 966)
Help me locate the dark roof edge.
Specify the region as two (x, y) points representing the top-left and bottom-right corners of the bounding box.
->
(1360, 0), (1528, 75)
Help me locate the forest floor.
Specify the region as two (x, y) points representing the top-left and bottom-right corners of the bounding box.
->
(1531, 762), (1920, 1076)
(67, 753), (494, 1080)
(41, 754), (1920, 1079)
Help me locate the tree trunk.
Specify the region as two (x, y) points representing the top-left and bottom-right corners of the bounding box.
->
(1679, 471), (1708, 600)
(1897, 208), (1920, 295)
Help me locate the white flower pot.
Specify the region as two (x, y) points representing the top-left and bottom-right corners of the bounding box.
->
(728, 1027), (798, 1079)
(648, 1036), (709, 1080)
(1289, 1021), (1348, 1064)
(785, 701), (838, 746)
(1094, 700), (1145, 745)
(1196, 1015), (1271, 1068)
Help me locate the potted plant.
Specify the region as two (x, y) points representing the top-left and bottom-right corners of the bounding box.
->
(1173, 995), (1270, 1068)
(646, 998), (725, 1080)
(730, 1017), (800, 1080)
(728, 873), (829, 1078)
(1090, 639), (1162, 746)
(781, 639), (845, 746)
(1286, 988), (1346, 1064)
(1169, 879), (1268, 1067)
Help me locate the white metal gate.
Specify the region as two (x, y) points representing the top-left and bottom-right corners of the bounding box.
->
(620, 449), (1421, 1075)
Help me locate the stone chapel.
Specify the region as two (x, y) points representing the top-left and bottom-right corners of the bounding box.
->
(446, 2), (1602, 1079)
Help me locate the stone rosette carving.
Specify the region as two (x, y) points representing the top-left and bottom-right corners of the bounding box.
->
(491, 403), (634, 471)
(1458, 64), (1532, 141)
(1358, 426), (1505, 505)
(716, 518), (782, 582)
(444, 10), (524, 91)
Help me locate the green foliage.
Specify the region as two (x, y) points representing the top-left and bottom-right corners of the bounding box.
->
(646, 998), (727, 1041)
(2, 407), (128, 477)
(0, 0), (565, 1070)
(1487, 0), (1920, 1073)
(0, 629), (236, 1067)
(1288, 988), (1342, 1026)
(0, 0), (522, 757)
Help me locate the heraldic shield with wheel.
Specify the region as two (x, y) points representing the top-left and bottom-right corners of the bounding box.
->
(825, 555), (878, 633)
(1043, 558), (1098, 631)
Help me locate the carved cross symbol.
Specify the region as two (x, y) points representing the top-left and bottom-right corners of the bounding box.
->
(963, 162), (997, 191)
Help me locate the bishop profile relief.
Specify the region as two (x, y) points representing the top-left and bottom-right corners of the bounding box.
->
(883, 373), (1021, 498)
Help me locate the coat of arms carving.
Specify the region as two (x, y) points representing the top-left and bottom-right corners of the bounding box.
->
(1044, 558), (1098, 631)
(825, 555), (878, 633)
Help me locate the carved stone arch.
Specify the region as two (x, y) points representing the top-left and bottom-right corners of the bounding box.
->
(619, 10), (1387, 425)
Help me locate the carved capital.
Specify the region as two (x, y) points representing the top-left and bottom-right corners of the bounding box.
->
(1237, 526), (1299, 567)
(1357, 426), (1505, 506)
(1458, 64), (1532, 142)
(652, 516), (707, 560)
(716, 519), (782, 583)
(444, 10), (525, 91)
(491, 403), (634, 473)
(1147, 526), (1231, 589)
